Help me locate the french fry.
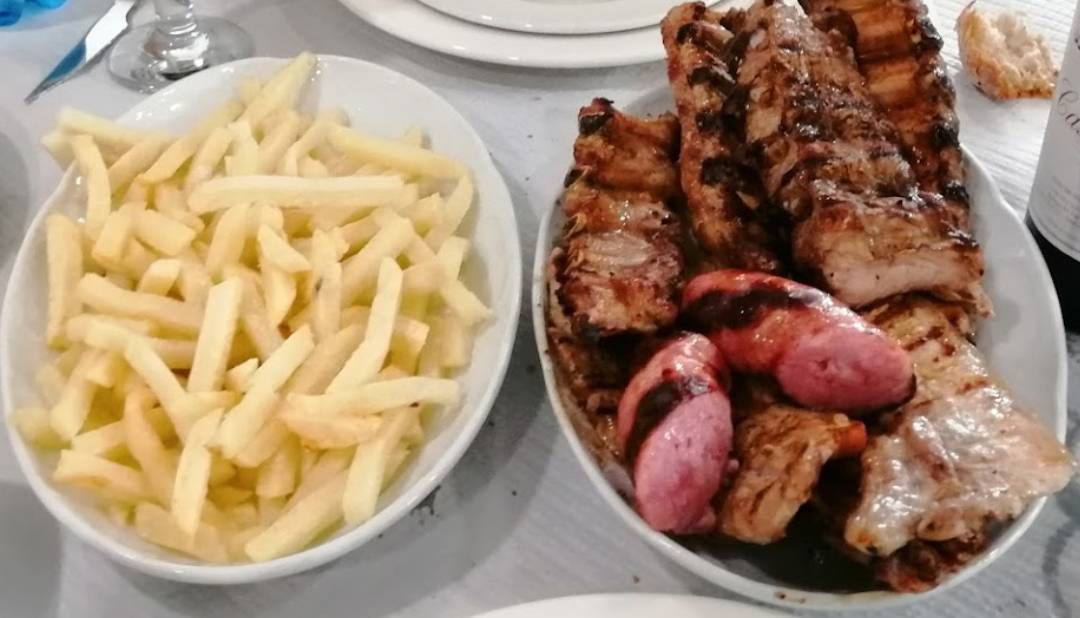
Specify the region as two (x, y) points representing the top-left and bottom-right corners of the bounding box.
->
(261, 262), (296, 327)
(257, 495), (287, 527)
(108, 137), (170, 191)
(439, 279), (492, 327)
(140, 100), (244, 184)
(134, 209), (198, 257)
(153, 183), (205, 233)
(58, 108), (170, 151)
(298, 156), (330, 178)
(435, 313), (472, 369)
(288, 377), (459, 417)
(173, 409), (223, 536)
(233, 419), (289, 468)
(70, 420), (126, 458)
(209, 455), (237, 487)
(327, 124), (466, 179)
(209, 485), (253, 508)
(285, 448), (352, 511)
(45, 214), (84, 348)
(424, 175), (473, 250)
(124, 337), (186, 420)
(338, 215), (379, 253)
(398, 193), (443, 232)
(247, 325), (314, 392)
(188, 174), (405, 214)
(65, 313), (153, 351)
(240, 52), (316, 130)
(184, 126), (234, 192)
(245, 471), (346, 562)
(11, 406), (65, 449)
(123, 388), (176, 505)
(35, 364), (67, 407)
(236, 274), (284, 361)
(134, 502), (228, 562)
(399, 126), (423, 148)
(90, 204), (137, 268)
(343, 409), (414, 524)
(187, 278), (243, 393)
(279, 410), (381, 450)
(257, 225), (311, 273)
(280, 109), (349, 176)
(226, 120), (260, 176)
(41, 130), (74, 167)
(78, 274), (202, 335)
(53, 449), (148, 503)
(256, 435), (300, 498)
(49, 353), (98, 442)
(149, 337), (197, 370)
(176, 251), (213, 306)
(257, 110), (301, 173)
(84, 350), (127, 388)
(225, 358), (259, 392)
(136, 258), (182, 295)
(340, 215), (413, 305)
(119, 239), (157, 281)
(204, 202), (251, 276)
(283, 324), (364, 395)
(213, 386), (279, 459)
(327, 259), (402, 392)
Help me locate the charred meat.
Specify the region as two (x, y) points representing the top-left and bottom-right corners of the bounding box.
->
(556, 99), (685, 339)
(734, 2), (986, 309)
(720, 405), (866, 544)
(661, 4), (784, 272)
(683, 269), (915, 412)
(847, 297), (1074, 565)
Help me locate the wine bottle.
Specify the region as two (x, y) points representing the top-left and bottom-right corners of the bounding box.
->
(1027, 6), (1080, 331)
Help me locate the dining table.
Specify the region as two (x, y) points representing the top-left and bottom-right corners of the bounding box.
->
(0, 0), (1077, 616)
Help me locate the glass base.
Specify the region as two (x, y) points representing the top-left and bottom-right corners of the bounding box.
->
(108, 17), (254, 93)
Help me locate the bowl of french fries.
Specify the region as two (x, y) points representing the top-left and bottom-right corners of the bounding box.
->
(0, 53), (521, 583)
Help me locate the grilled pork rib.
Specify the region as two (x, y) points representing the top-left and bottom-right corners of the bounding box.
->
(734, 1), (985, 309)
(720, 405), (866, 544)
(661, 4), (783, 272)
(556, 99), (685, 339)
(800, 0), (967, 225)
(847, 298), (1074, 565)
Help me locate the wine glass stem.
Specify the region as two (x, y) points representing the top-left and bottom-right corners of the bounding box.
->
(152, 0), (198, 37)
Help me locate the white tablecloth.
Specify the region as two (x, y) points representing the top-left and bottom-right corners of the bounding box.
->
(0, 0), (1077, 616)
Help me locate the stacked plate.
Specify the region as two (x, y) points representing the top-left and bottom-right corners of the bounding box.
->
(337, 0), (724, 68)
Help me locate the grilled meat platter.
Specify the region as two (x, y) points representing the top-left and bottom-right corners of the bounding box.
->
(543, 0), (1073, 594)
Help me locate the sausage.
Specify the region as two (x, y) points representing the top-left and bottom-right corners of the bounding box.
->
(616, 333), (734, 533)
(682, 270), (915, 412)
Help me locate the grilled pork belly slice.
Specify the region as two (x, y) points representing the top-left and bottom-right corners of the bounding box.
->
(557, 99), (684, 339)
(846, 297), (1074, 558)
(661, 3), (783, 272)
(682, 269), (915, 412)
(801, 0), (968, 225)
(617, 333), (734, 534)
(720, 405), (866, 544)
(734, 1), (985, 309)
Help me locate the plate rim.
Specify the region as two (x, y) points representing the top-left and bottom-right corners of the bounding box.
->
(413, 0), (715, 36)
(470, 592), (790, 618)
(335, 0), (665, 69)
(529, 89), (1066, 610)
(0, 53), (523, 585)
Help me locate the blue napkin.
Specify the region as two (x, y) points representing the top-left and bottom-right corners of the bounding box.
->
(0, 0), (68, 27)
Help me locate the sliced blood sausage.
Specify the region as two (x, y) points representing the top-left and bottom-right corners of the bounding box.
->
(682, 269), (915, 413)
(616, 333), (734, 534)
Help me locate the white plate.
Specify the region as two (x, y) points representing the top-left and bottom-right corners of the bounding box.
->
(415, 0), (720, 36)
(0, 55), (522, 584)
(337, 0), (665, 69)
(531, 86), (1067, 610)
(473, 594), (790, 618)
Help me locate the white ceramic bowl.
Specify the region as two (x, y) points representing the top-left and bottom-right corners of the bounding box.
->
(531, 86), (1067, 611)
(0, 55), (522, 584)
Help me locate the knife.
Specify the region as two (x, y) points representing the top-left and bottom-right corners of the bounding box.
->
(25, 0), (138, 104)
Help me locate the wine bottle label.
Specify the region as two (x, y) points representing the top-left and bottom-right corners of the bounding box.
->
(1030, 14), (1080, 262)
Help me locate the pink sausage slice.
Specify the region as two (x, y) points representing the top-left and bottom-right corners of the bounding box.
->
(616, 333), (733, 534)
(682, 270), (915, 413)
